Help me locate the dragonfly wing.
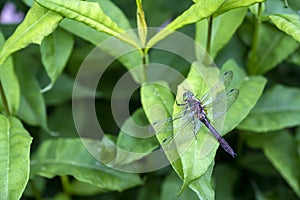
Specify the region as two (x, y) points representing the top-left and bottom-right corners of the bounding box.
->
(204, 88), (239, 119)
(151, 107), (195, 141)
(200, 71), (233, 106)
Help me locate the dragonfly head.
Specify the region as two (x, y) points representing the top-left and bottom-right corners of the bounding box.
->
(182, 90), (194, 102)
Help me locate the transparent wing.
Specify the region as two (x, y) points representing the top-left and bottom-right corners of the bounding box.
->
(204, 88), (239, 119)
(200, 71), (233, 106)
(151, 107), (199, 148)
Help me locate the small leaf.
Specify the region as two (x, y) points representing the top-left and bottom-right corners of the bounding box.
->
(243, 20), (299, 74)
(0, 32), (20, 114)
(41, 28), (74, 91)
(0, 2), (63, 66)
(0, 115), (33, 200)
(213, 0), (266, 16)
(146, 0), (225, 49)
(270, 14), (300, 43)
(243, 130), (300, 197)
(15, 64), (48, 129)
(238, 84), (300, 132)
(136, 0), (148, 46)
(196, 8), (247, 59)
(36, 0), (139, 48)
(30, 138), (143, 192)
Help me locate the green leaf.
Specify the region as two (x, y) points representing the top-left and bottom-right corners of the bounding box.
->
(31, 138), (143, 192)
(141, 81), (174, 124)
(36, 0), (139, 48)
(136, 0), (148, 46)
(0, 115), (33, 200)
(142, 61), (266, 196)
(270, 14), (300, 43)
(239, 84), (300, 132)
(57, 0), (143, 83)
(188, 162), (215, 200)
(0, 32), (20, 114)
(160, 171), (199, 200)
(221, 59), (267, 134)
(244, 20), (299, 74)
(60, 0), (132, 45)
(146, 0), (225, 50)
(15, 64), (48, 129)
(41, 28), (74, 91)
(213, 0), (266, 16)
(196, 7), (247, 59)
(115, 108), (159, 165)
(243, 130), (300, 197)
(141, 81), (184, 177)
(0, 2), (63, 66)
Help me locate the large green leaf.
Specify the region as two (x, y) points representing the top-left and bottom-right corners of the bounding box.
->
(146, 0), (225, 50)
(196, 7), (247, 59)
(0, 115), (32, 200)
(30, 138), (143, 192)
(0, 2), (63, 66)
(270, 14), (300, 43)
(142, 61), (266, 196)
(41, 28), (74, 91)
(238, 84), (300, 132)
(0, 33), (20, 114)
(36, 0), (139, 48)
(243, 130), (300, 197)
(59, 0), (144, 83)
(60, 0), (133, 45)
(115, 108), (159, 166)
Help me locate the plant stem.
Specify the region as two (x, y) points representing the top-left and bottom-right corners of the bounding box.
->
(142, 49), (148, 82)
(247, 3), (262, 74)
(204, 16), (213, 66)
(61, 175), (72, 197)
(0, 80), (10, 116)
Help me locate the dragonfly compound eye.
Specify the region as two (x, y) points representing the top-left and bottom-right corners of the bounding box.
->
(182, 91), (193, 101)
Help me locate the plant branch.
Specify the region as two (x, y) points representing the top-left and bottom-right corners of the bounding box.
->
(247, 3), (262, 74)
(204, 15), (213, 66)
(61, 175), (72, 197)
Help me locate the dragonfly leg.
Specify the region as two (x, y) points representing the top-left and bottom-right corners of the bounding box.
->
(175, 100), (186, 106)
(192, 117), (198, 139)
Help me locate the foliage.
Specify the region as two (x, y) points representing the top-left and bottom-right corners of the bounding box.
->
(0, 0), (299, 199)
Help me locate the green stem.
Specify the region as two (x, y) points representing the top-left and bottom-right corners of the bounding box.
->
(204, 16), (213, 66)
(61, 175), (72, 197)
(247, 3), (262, 74)
(142, 49), (148, 82)
(0, 80), (10, 116)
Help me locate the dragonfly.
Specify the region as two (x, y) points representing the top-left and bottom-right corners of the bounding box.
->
(152, 71), (239, 158)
